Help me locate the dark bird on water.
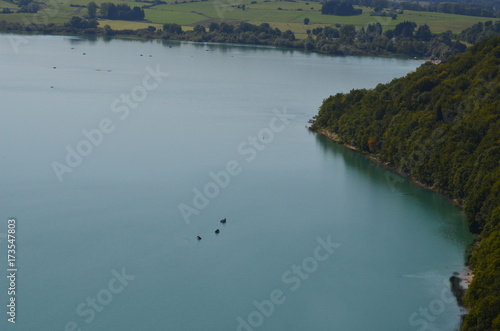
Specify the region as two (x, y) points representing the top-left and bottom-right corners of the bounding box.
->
(197, 236), (202, 240)
(220, 218), (226, 224)
(215, 229), (220, 234)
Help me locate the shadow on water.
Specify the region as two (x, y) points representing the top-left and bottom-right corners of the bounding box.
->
(68, 35), (99, 45)
(65, 35), (300, 55)
(313, 132), (473, 248)
(185, 40), (298, 55)
(67, 35), (173, 46)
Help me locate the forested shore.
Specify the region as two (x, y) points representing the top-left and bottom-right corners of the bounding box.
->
(1, 17), (500, 60)
(311, 36), (500, 330)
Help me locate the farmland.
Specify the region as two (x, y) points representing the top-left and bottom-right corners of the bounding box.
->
(0, 0), (494, 37)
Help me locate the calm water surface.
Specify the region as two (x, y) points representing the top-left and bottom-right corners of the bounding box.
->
(0, 35), (472, 331)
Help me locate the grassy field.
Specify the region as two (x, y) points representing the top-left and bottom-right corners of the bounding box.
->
(0, 0), (493, 36)
(0, 0), (18, 9)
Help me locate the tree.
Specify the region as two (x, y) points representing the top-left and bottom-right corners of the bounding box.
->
(209, 22), (219, 32)
(193, 25), (206, 34)
(87, 2), (97, 19)
(100, 3), (115, 18)
(283, 29), (295, 41)
(304, 17), (310, 25)
(65, 16), (98, 29)
(19, 1), (38, 13)
(311, 37), (500, 331)
(219, 22), (234, 33)
(99, 3), (144, 21)
(321, 0), (362, 16)
(340, 24), (356, 42)
(131, 6), (145, 20)
(323, 26), (339, 38)
(394, 21), (416, 38)
(373, 0), (387, 12)
(303, 37), (315, 50)
(103, 24), (114, 36)
(312, 27), (323, 35)
(415, 24), (432, 42)
(163, 23), (183, 34)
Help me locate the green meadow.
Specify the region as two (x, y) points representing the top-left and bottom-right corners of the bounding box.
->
(0, 0), (493, 36)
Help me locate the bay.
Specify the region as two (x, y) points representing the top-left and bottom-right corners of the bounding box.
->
(0, 35), (472, 331)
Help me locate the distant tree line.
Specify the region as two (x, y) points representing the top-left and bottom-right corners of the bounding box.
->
(0, 0), (39, 13)
(349, 0), (498, 17)
(3, 17), (500, 61)
(159, 20), (467, 60)
(427, 0), (499, 16)
(98, 3), (145, 20)
(82, 1), (145, 21)
(321, 0), (362, 16)
(310, 21), (466, 60)
(0, 0), (146, 19)
(458, 20), (500, 44)
(18, 0), (38, 13)
(65, 16), (98, 30)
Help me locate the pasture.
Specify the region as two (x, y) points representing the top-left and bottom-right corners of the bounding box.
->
(0, 0), (493, 37)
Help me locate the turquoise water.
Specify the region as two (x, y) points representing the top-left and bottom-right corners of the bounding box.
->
(0, 35), (472, 331)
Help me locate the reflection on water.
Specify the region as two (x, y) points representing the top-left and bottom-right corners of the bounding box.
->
(314, 132), (472, 249)
(0, 35), (471, 331)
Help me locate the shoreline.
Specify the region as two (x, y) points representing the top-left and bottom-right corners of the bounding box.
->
(312, 126), (476, 308)
(313, 127), (464, 208)
(459, 267), (474, 290)
(0, 31), (430, 68)
(0, 27), (436, 61)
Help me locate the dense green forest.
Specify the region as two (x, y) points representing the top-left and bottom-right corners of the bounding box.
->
(311, 36), (500, 330)
(458, 20), (500, 44)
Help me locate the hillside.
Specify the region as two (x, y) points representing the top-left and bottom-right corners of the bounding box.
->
(311, 36), (500, 330)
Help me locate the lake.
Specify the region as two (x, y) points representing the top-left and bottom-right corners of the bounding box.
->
(0, 35), (473, 331)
